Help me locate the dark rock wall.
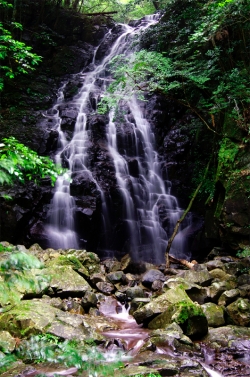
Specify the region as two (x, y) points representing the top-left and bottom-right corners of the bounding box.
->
(0, 2), (115, 248)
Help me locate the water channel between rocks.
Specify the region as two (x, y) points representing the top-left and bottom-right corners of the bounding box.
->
(24, 297), (224, 377)
(99, 298), (224, 377)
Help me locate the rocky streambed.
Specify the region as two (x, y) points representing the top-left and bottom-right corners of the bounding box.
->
(0, 242), (250, 377)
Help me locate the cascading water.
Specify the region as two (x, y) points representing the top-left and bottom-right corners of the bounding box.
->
(44, 14), (192, 263)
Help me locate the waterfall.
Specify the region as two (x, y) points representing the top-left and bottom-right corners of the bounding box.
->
(44, 14), (192, 263)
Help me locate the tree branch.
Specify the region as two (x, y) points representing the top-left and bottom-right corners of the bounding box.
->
(165, 158), (212, 268)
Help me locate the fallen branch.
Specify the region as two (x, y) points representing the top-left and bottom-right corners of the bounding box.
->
(165, 158), (212, 268)
(169, 255), (197, 269)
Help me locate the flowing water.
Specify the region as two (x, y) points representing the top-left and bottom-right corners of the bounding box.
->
(44, 14), (192, 263)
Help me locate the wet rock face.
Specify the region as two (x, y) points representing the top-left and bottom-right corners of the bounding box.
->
(0, 2), (118, 249)
(94, 24), (125, 62)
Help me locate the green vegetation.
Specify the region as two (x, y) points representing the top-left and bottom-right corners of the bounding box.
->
(0, 0), (42, 91)
(0, 246), (45, 306)
(173, 300), (205, 325)
(236, 247), (250, 258)
(0, 334), (124, 376)
(0, 137), (64, 186)
(98, 0), (250, 208)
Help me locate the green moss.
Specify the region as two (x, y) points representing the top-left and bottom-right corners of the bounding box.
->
(174, 300), (205, 325)
(47, 255), (83, 269)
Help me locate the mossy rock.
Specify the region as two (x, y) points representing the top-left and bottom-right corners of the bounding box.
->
(0, 331), (16, 353)
(0, 300), (59, 337)
(45, 255), (89, 277)
(148, 300), (208, 339)
(133, 286), (192, 325)
(201, 303), (225, 327)
(68, 250), (101, 274)
(43, 265), (91, 295)
(202, 325), (250, 348)
(226, 298), (250, 326)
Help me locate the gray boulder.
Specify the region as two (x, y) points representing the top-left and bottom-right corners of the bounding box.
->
(141, 269), (165, 287)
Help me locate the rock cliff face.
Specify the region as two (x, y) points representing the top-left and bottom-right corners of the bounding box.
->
(0, 3), (115, 248)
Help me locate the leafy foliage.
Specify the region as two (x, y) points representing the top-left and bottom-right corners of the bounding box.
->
(236, 247), (250, 258)
(0, 247), (45, 307)
(0, 137), (64, 186)
(97, 0), (250, 208)
(0, 0), (42, 91)
(99, 0), (250, 131)
(17, 335), (124, 375)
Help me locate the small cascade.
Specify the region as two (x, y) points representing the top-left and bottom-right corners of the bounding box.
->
(99, 298), (149, 355)
(44, 13), (192, 262)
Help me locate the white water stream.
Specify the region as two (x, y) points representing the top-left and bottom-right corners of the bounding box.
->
(44, 14), (192, 263)
(99, 298), (224, 377)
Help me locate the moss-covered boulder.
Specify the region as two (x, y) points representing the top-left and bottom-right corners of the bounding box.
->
(0, 299), (118, 342)
(45, 254), (89, 277)
(179, 268), (213, 287)
(226, 298), (250, 326)
(202, 325), (250, 348)
(218, 288), (240, 306)
(0, 331), (16, 353)
(43, 265), (91, 295)
(68, 250), (101, 275)
(164, 277), (208, 304)
(201, 303), (225, 327)
(0, 300), (59, 337)
(133, 287), (208, 339)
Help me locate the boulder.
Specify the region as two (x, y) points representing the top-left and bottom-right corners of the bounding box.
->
(102, 258), (121, 273)
(209, 268), (232, 281)
(205, 260), (225, 271)
(69, 250), (101, 274)
(218, 288), (241, 306)
(96, 281), (115, 294)
(179, 268), (213, 287)
(202, 325), (250, 348)
(0, 331), (16, 353)
(133, 287), (208, 339)
(43, 265), (91, 295)
(81, 291), (98, 311)
(126, 286), (146, 300)
(129, 298), (151, 315)
(90, 272), (106, 285)
(141, 269), (166, 287)
(201, 303), (225, 327)
(208, 278), (237, 303)
(226, 298), (250, 326)
(141, 323), (194, 354)
(237, 274), (250, 286)
(0, 300), (59, 337)
(107, 271), (126, 284)
(133, 287), (190, 325)
(164, 277), (208, 304)
(0, 299), (118, 342)
(45, 254), (89, 277)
